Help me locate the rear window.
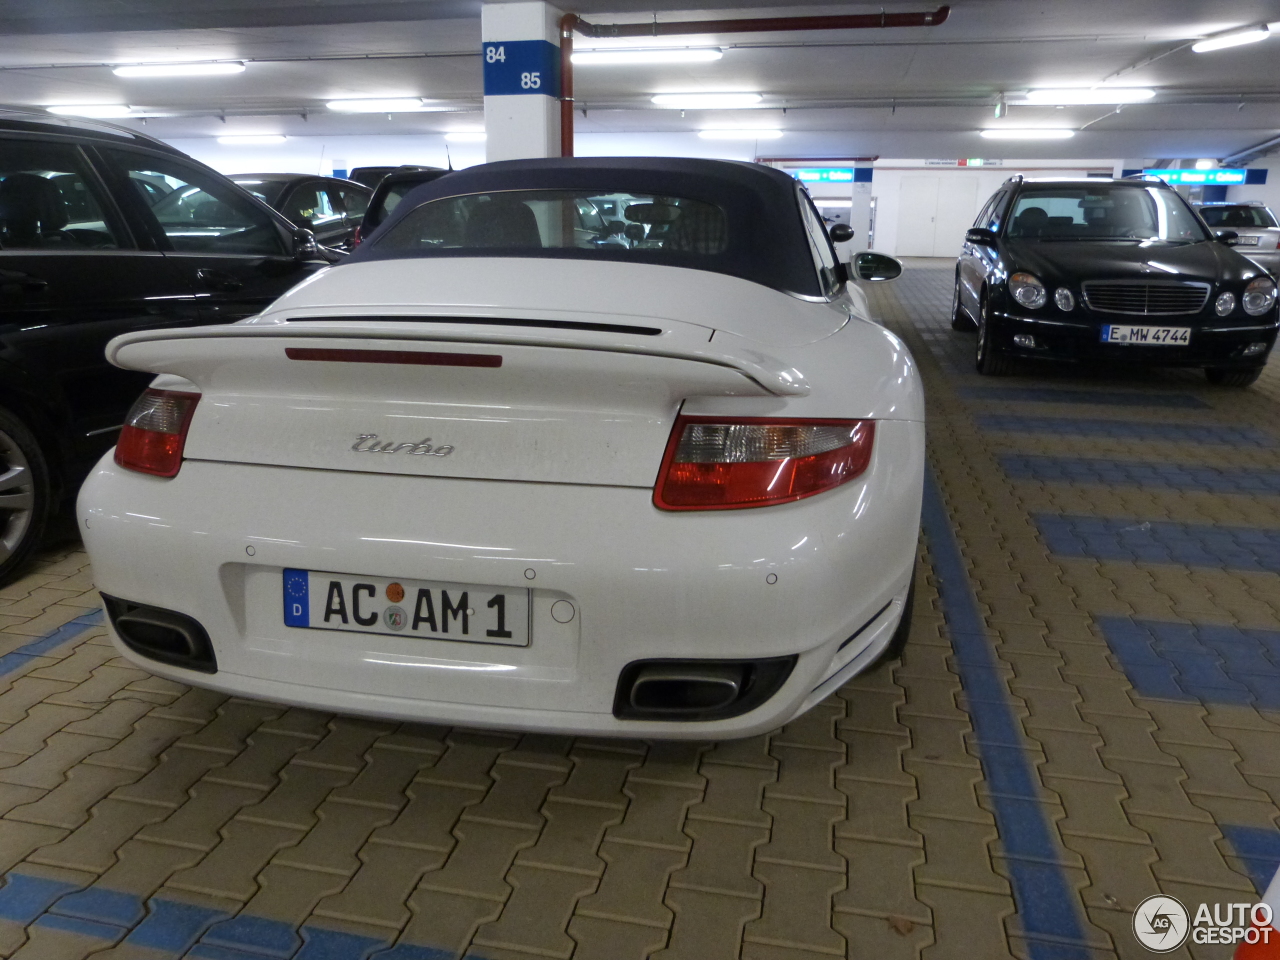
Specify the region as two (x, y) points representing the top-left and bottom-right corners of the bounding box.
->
(1199, 205), (1278, 229)
(375, 189), (728, 257)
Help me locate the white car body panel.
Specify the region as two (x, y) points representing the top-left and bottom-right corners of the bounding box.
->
(80, 256), (925, 738)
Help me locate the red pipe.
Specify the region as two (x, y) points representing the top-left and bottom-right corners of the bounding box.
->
(557, 5), (949, 157)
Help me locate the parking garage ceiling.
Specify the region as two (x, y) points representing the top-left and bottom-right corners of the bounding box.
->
(1, 0), (1279, 159)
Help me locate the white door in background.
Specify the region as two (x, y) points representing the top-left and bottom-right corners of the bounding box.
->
(896, 176), (940, 257)
(933, 177), (980, 257)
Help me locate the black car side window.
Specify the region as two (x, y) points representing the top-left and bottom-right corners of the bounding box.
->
(974, 195), (997, 229)
(282, 184), (343, 231)
(0, 140), (121, 251)
(986, 191), (1009, 231)
(105, 150), (285, 257)
(336, 186), (368, 218)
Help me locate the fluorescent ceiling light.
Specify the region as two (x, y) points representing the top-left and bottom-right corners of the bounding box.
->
(1024, 87), (1154, 104)
(698, 129), (783, 140)
(980, 128), (1075, 140)
(113, 61), (245, 77)
(46, 104), (133, 118)
(1192, 26), (1271, 52)
(574, 48), (722, 65)
(217, 135), (287, 144)
(444, 131), (486, 142)
(326, 98), (435, 113)
(652, 93), (763, 109)
(1195, 158), (1215, 170)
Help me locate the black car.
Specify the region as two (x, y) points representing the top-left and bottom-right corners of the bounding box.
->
(352, 167), (452, 247)
(230, 173), (371, 251)
(952, 175), (1279, 386)
(347, 164), (442, 190)
(0, 112), (328, 580)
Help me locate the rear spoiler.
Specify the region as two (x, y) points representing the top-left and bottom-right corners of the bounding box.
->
(106, 320), (811, 398)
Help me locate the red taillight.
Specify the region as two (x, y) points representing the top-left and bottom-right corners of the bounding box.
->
(351, 225), (363, 247)
(114, 389), (200, 478)
(654, 416), (875, 511)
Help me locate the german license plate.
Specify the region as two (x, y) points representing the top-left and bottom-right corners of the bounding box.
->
(1233, 235), (1260, 246)
(283, 568), (529, 646)
(1101, 325), (1191, 346)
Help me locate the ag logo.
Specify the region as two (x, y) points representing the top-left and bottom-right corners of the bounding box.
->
(1133, 895), (1189, 952)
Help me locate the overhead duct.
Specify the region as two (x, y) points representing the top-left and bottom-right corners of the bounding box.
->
(557, 5), (952, 156)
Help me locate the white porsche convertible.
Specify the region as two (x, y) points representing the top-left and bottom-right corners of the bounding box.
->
(79, 157), (925, 739)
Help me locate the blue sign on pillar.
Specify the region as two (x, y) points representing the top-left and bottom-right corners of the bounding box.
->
(482, 40), (561, 97)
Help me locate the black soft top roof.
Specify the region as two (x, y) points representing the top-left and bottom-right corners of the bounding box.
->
(347, 156), (822, 297)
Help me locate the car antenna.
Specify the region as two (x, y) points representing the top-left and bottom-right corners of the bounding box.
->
(445, 144), (454, 171)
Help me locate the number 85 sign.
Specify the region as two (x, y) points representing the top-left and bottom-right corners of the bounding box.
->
(482, 40), (561, 98)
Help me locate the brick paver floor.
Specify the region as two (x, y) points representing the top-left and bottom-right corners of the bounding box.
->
(0, 258), (1277, 959)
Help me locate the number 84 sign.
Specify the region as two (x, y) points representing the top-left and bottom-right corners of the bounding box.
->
(482, 40), (561, 98)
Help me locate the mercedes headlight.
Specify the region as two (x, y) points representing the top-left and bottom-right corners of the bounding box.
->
(1215, 292), (1236, 317)
(1053, 288), (1075, 312)
(1010, 273), (1047, 309)
(1243, 277), (1278, 317)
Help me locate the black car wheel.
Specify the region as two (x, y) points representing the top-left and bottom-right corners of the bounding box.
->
(975, 293), (1016, 376)
(1204, 367), (1263, 388)
(0, 407), (50, 583)
(950, 274), (975, 331)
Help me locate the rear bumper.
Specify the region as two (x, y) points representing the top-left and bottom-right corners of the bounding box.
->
(78, 419), (924, 738)
(996, 309), (1278, 368)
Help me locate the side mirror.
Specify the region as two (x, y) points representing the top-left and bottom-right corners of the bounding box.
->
(966, 227), (998, 246)
(852, 252), (903, 282)
(292, 227), (320, 260)
(1215, 230), (1240, 244)
(828, 223), (855, 244)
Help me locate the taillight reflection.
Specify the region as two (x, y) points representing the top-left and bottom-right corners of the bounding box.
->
(115, 389), (200, 478)
(654, 416), (874, 510)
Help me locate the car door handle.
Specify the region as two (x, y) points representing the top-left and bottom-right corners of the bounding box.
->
(0, 269), (48, 293)
(196, 268), (243, 292)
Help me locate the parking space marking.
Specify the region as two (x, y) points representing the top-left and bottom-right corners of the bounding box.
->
(977, 415), (1272, 445)
(959, 387), (1210, 409)
(1096, 616), (1280, 709)
(1002, 455), (1280, 494)
(921, 471), (1091, 959)
(0, 869), (438, 959)
(1035, 514), (1280, 572)
(1222, 826), (1280, 896)
(0, 609), (103, 679)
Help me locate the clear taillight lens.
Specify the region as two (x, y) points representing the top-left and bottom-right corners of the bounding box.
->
(114, 389), (200, 477)
(654, 416), (875, 511)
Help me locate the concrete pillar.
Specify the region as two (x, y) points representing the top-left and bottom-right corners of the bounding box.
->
(481, 2), (562, 162)
(851, 160), (874, 253)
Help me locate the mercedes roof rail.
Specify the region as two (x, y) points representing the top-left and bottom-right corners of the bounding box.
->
(0, 105), (178, 152)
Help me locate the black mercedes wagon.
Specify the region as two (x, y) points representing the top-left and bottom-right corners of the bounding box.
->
(952, 175), (1278, 386)
(0, 111), (328, 581)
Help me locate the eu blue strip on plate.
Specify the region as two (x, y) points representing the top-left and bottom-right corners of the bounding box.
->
(283, 568), (310, 627)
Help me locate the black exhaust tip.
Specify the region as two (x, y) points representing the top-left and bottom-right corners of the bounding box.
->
(101, 594), (217, 674)
(613, 655), (796, 721)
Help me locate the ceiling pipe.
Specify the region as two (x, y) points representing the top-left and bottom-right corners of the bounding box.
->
(558, 5), (951, 157)
(1222, 132), (1280, 166)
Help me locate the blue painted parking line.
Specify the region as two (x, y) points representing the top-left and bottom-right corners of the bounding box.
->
(1035, 515), (1280, 573)
(1002, 455), (1280, 495)
(922, 471), (1091, 959)
(1222, 826), (1280, 896)
(1097, 616), (1280, 710)
(960, 386), (1210, 409)
(0, 608), (104, 679)
(0, 871), (464, 959)
(977, 415), (1272, 446)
